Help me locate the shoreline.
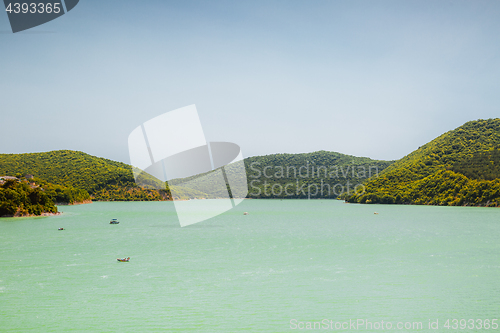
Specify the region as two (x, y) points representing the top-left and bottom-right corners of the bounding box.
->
(55, 200), (93, 206)
(0, 211), (62, 218)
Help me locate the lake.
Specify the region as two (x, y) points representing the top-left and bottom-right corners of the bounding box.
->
(0, 200), (499, 332)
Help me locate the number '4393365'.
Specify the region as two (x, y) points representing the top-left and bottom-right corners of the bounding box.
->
(6, 3), (61, 14)
(443, 319), (498, 330)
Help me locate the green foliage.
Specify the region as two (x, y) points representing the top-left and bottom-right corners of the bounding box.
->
(347, 118), (500, 206)
(451, 148), (500, 180)
(0, 178), (56, 216)
(0, 176), (92, 217)
(91, 185), (170, 201)
(36, 178), (91, 204)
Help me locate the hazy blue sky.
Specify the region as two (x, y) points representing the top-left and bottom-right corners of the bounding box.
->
(1, 0), (499, 164)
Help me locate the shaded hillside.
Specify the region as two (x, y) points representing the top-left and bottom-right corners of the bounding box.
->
(346, 118), (500, 206)
(451, 148), (500, 180)
(244, 151), (394, 198)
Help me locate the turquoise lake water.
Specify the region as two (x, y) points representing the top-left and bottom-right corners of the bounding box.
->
(0, 200), (499, 332)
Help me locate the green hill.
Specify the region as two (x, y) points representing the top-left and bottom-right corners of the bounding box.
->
(346, 118), (500, 206)
(244, 151), (394, 199)
(0, 150), (170, 201)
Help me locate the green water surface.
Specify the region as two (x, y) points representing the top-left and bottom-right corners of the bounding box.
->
(0, 200), (498, 332)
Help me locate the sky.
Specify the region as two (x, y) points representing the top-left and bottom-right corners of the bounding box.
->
(1, 0), (500, 164)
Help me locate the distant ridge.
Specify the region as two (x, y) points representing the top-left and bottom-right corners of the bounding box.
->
(165, 150), (394, 199)
(243, 151), (394, 199)
(346, 118), (500, 206)
(0, 149), (395, 201)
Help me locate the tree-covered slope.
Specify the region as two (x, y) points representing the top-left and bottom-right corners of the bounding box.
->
(0, 150), (170, 201)
(0, 150), (134, 192)
(244, 150), (394, 198)
(346, 118), (500, 206)
(0, 176), (91, 217)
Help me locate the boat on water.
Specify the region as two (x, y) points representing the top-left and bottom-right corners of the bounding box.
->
(110, 219), (119, 224)
(117, 257), (130, 262)
(58, 228), (64, 230)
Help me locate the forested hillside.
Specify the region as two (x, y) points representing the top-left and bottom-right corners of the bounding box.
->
(346, 118), (500, 206)
(244, 151), (394, 198)
(0, 176), (91, 217)
(0, 151), (170, 201)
